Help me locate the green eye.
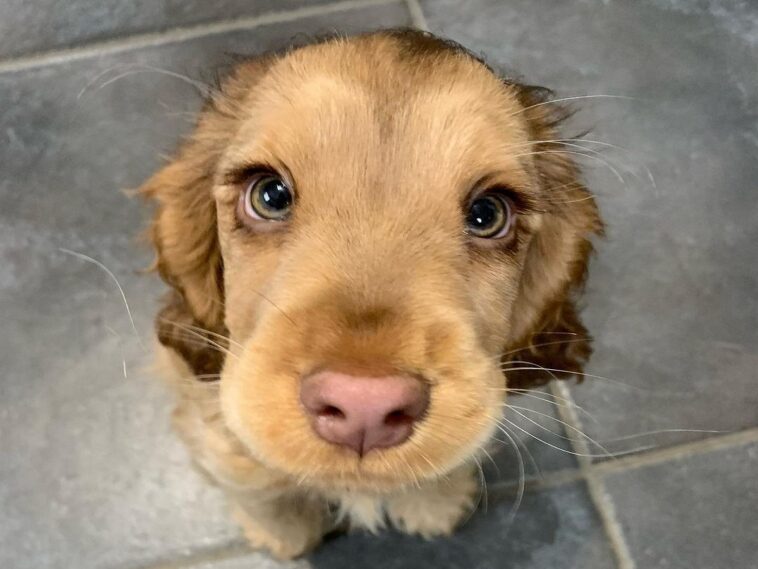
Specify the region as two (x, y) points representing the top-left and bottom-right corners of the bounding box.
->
(466, 194), (513, 238)
(243, 176), (293, 221)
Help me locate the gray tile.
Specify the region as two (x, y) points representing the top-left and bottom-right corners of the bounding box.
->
(0, 4), (411, 569)
(421, 0), (758, 455)
(309, 482), (614, 569)
(190, 553), (310, 569)
(0, 0), (336, 59)
(604, 441), (758, 569)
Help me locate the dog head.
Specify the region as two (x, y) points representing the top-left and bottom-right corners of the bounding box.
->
(142, 30), (602, 492)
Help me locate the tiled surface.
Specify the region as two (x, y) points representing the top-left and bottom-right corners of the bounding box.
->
(192, 554), (308, 569)
(0, 0), (334, 59)
(1, 1), (757, 568)
(310, 483), (615, 569)
(421, 0), (758, 455)
(604, 442), (758, 569)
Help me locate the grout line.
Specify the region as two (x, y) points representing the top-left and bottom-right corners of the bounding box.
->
(0, 0), (398, 74)
(592, 427), (758, 476)
(125, 539), (252, 569)
(551, 382), (636, 569)
(488, 466), (584, 496)
(405, 0), (430, 31)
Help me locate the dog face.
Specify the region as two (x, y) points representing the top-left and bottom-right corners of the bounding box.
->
(143, 31), (601, 492)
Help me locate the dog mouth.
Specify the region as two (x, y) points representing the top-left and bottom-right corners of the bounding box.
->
(219, 314), (504, 491)
(241, 404), (498, 493)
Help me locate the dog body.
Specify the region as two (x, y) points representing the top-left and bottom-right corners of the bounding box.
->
(141, 30), (601, 558)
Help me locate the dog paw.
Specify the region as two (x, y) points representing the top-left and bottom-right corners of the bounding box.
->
(231, 503), (325, 559)
(386, 468), (478, 538)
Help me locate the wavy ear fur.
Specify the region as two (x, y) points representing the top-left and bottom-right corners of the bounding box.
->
(139, 59), (272, 376)
(503, 85), (604, 389)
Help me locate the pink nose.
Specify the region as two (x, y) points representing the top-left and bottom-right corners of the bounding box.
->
(300, 370), (429, 456)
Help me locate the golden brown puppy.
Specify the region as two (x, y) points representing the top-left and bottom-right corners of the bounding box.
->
(140, 29), (602, 558)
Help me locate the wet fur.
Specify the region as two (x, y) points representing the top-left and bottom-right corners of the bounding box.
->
(140, 30), (602, 558)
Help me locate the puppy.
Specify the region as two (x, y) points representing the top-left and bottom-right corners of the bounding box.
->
(139, 29), (602, 558)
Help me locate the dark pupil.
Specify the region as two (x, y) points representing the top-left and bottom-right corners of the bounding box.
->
(468, 197), (499, 229)
(260, 179), (291, 211)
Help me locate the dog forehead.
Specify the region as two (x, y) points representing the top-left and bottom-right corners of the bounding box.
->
(224, 40), (531, 204)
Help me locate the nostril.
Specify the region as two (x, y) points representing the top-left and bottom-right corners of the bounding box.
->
(384, 408), (414, 427)
(317, 405), (345, 420)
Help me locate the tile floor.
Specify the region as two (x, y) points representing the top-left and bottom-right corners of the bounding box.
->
(1, 1), (756, 568)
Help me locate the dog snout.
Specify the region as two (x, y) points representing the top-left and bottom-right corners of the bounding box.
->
(300, 370), (429, 456)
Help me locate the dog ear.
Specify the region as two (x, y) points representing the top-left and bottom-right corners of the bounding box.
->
(139, 59), (272, 375)
(504, 86), (604, 389)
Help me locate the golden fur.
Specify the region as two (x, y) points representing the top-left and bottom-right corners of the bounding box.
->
(139, 30), (602, 558)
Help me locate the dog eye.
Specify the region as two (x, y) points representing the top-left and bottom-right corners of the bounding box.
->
(466, 194), (513, 239)
(243, 176), (293, 221)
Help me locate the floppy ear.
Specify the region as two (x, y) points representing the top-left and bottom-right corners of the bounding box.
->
(138, 59), (272, 376)
(504, 86), (604, 389)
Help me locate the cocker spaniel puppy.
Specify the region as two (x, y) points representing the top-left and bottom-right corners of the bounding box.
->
(140, 29), (602, 558)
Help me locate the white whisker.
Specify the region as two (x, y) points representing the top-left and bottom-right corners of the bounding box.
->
(60, 248), (146, 351)
(509, 94), (638, 118)
(79, 64), (211, 100)
(511, 149), (626, 185)
(503, 388), (598, 424)
(501, 337), (589, 358)
(160, 319), (240, 360)
(507, 405), (613, 458)
(499, 417), (658, 458)
(500, 363), (644, 392)
(494, 424), (525, 529)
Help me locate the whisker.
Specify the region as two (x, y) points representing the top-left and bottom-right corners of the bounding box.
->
(509, 94), (639, 118)
(158, 330), (233, 354)
(165, 320), (244, 351)
(499, 417), (601, 458)
(556, 137), (657, 191)
(60, 248), (146, 351)
(77, 63), (133, 99)
(479, 446), (500, 479)
(80, 64), (212, 99)
(494, 424), (525, 530)
(506, 405), (613, 458)
(415, 449), (436, 472)
(499, 361), (559, 382)
(248, 288), (297, 326)
(503, 137), (636, 177)
(159, 320), (240, 360)
(546, 193), (599, 205)
(555, 140), (653, 189)
(490, 432), (541, 481)
(500, 363), (644, 392)
(500, 337), (590, 358)
(473, 456), (488, 515)
(398, 455), (421, 489)
(498, 417), (658, 458)
(503, 388), (599, 424)
(511, 149), (626, 185)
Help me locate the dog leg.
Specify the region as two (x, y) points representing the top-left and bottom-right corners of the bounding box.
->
(385, 464), (478, 538)
(230, 490), (330, 559)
